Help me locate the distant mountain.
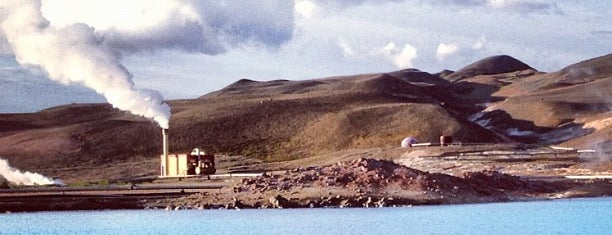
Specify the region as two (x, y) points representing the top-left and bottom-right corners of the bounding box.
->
(445, 55), (535, 82)
(0, 71), (104, 113)
(0, 54), (609, 182)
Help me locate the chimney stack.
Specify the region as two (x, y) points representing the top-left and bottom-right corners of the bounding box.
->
(162, 128), (168, 159)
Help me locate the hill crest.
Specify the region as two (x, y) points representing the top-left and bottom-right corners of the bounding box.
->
(446, 55), (534, 81)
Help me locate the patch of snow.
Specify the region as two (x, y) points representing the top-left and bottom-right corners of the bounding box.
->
(484, 103), (499, 112)
(505, 128), (535, 136)
(476, 102), (491, 108)
(538, 124), (587, 143)
(476, 118), (492, 128)
(468, 112), (485, 122)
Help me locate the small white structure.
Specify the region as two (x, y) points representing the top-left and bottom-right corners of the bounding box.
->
(400, 137), (418, 148)
(160, 153), (189, 177)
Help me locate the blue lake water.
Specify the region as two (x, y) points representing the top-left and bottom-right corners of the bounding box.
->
(1, 197), (610, 235)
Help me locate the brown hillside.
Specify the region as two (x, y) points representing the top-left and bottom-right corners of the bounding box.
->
(0, 104), (161, 169)
(0, 69), (499, 180)
(170, 71), (499, 161)
(0, 55), (609, 182)
(493, 54), (611, 128)
(457, 54), (611, 150)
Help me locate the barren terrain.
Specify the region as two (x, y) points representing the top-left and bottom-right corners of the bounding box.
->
(0, 54), (610, 211)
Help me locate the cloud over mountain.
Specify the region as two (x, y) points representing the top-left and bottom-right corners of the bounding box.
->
(372, 42), (418, 68)
(436, 43), (459, 62)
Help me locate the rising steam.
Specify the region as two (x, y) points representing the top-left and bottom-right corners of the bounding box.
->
(0, 157), (54, 185)
(0, 0), (294, 128)
(0, 1), (170, 128)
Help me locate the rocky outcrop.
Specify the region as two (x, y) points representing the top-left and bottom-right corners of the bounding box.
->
(154, 158), (582, 210)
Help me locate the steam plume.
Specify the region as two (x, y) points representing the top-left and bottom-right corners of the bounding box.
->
(0, 0), (294, 128)
(0, 157), (54, 185)
(0, 1), (170, 128)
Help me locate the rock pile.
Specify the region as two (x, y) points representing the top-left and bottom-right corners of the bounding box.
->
(159, 158), (553, 209)
(229, 158), (528, 207)
(463, 170), (525, 194)
(235, 158), (461, 193)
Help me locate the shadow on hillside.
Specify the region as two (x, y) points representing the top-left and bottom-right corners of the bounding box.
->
(441, 80), (593, 144)
(469, 108), (599, 144)
(538, 122), (597, 145)
(0, 120), (40, 133)
(449, 81), (506, 104)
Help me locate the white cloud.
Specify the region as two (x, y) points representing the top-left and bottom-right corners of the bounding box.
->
(436, 43), (459, 61)
(394, 44), (418, 68)
(38, 0), (296, 54)
(1, 0), (610, 114)
(411, 0), (558, 14)
(40, 0), (199, 33)
(295, 0), (318, 19)
(486, 0), (557, 13)
(373, 42), (418, 68)
(338, 37), (356, 56)
(472, 36), (487, 50)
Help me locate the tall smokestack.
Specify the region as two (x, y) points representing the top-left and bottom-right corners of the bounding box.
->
(162, 128), (168, 159)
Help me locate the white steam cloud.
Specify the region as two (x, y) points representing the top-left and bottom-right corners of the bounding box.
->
(0, 0), (294, 129)
(295, 0), (319, 19)
(0, 157), (54, 185)
(1, 1), (171, 128)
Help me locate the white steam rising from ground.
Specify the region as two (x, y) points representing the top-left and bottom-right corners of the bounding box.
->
(0, 0), (294, 128)
(0, 158), (54, 185)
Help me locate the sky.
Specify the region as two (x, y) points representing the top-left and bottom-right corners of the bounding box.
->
(0, 0), (610, 113)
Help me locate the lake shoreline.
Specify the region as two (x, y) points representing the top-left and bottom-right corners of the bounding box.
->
(0, 188), (610, 213)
